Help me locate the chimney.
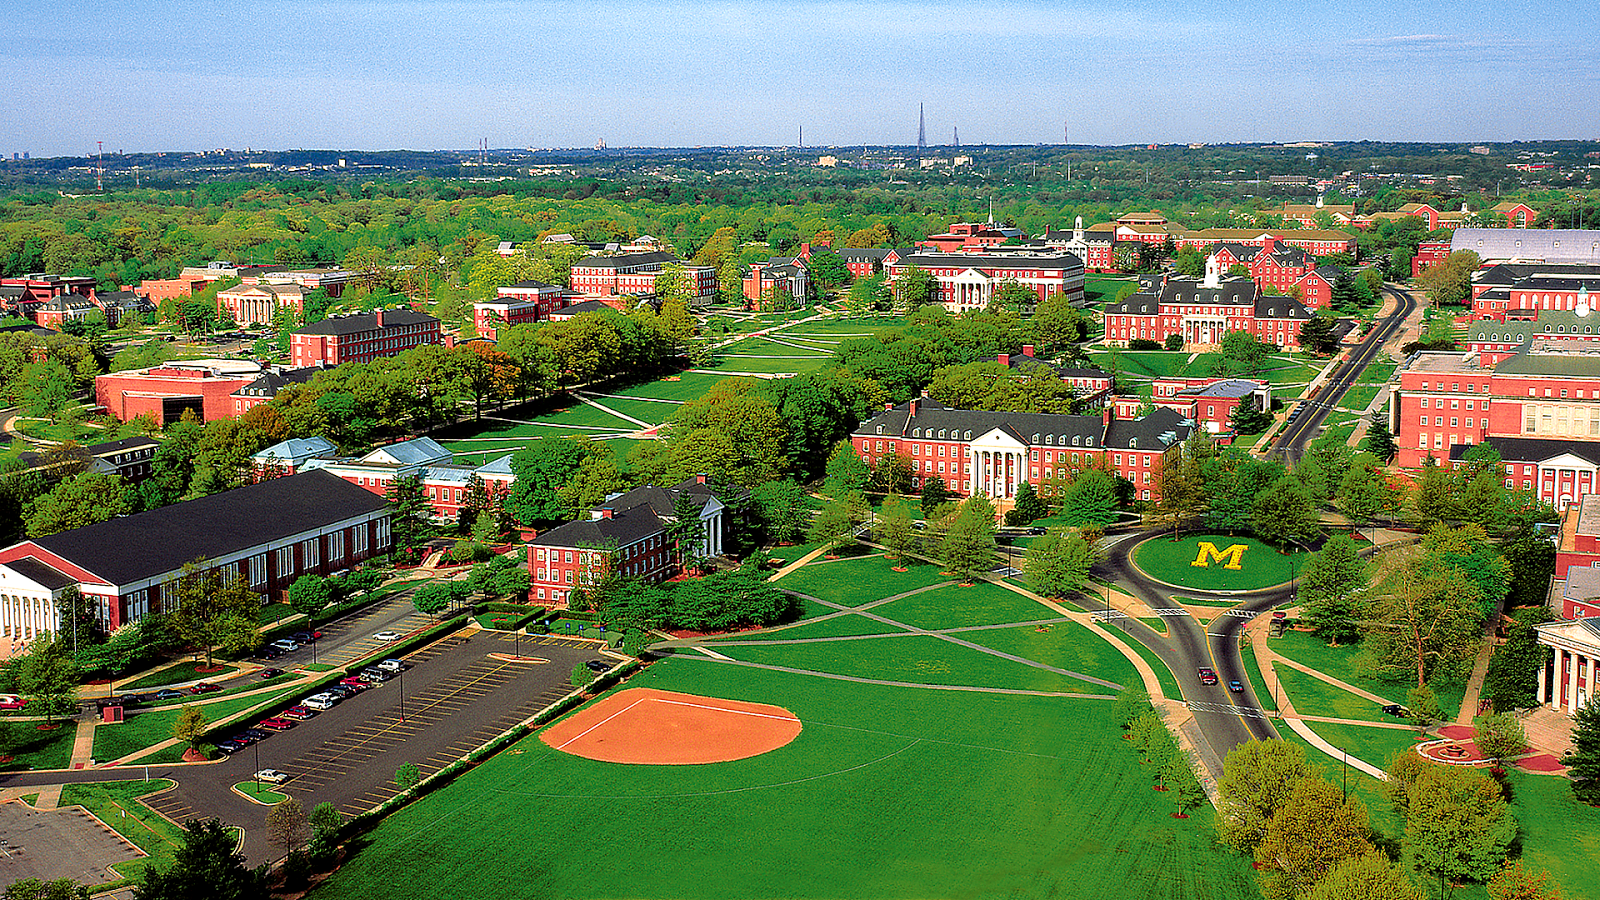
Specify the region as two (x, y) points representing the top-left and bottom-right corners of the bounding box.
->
(598, 507), (614, 519)
(1022, 344), (1035, 357)
(908, 399), (918, 417)
(1102, 406), (1112, 428)
(800, 242), (811, 258)
(998, 353), (1010, 367)
(375, 308), (385, 328)
(885, 402), (893, 411)
(695, 473), (707, 484)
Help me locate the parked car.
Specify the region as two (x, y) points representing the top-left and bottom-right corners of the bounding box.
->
(188, 682), (222, 695)
(215, 740), (247, 755)
(258, 668), (285, 679)
(1025, 526), (1046, 535)
(252, 769), (290, 784)
(360, 668), (393, 682)
(584, 660), (611, 674)
(291, 631), (321, 644)
(1197, 668), (1219, 686)
(153, 689), (187, 702)
(1382, 704), (1408, 718)
(375, 659), (404, 674)
(281, 705), (317, 720)
(0, 694), (29, 710)
(240, 727), (271, 741)
(1228, 681), (1245, 694)
(373, 631), (402, 642)
(257, 717), (296, 731)
(337, 678), (371, 691)
(301, 694), (337, 710)
(256, 646), (283, 660)
(270, 639), (300, 653)
(225, 733), (258, 747)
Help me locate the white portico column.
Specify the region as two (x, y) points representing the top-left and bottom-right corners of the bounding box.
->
(1537, 658), (1548, 708)
(1569, 651), (1581, 714)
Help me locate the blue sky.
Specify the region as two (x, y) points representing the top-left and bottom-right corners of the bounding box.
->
(6, 0), (1599, 157)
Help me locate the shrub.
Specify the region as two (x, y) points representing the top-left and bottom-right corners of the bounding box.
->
(1129, 338), (1161, 350)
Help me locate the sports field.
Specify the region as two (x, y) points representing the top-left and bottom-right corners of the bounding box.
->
(1130, 534), (1303, 591)
(315, 553), (1256, 900)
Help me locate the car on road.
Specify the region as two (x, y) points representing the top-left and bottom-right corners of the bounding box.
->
(1228, 681), (1245, 694)
(375, 659), (404, 674)
(252, 769), (290, 784)
(257, 717), (296, 731)
(216, 740), (247, 754)
(1025, 526), (1046, 535)
(258, 668), (285, 679)
(584, 660), (611, 674)
(270, 639), (300, 653)
(153, 689), (187, 702)
(1271, 610), (1287, 620)
(281, 705), (317, 720)
(1197, 668), (1219, 685)
(256, 646), (283, 660)
(1382, 704), (1408, 718)
(301, 694), (337, 710)
(360, 667), (393, 682)
(0, 694), (28, 710)
(373, 631), (402, 642)
(188, 682), (222, 695)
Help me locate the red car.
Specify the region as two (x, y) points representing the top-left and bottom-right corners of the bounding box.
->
(257, 717), (296, 731)
(338, 677), (372, 691)
(188, 682), (222, 695)
(280, 705), (318, 720)
(0, 694), (28, 710)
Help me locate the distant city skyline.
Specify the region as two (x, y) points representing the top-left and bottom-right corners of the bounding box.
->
(7, 0), (1599, 158)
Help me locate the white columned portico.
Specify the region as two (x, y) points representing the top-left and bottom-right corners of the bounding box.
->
(1569, 651), (1581, 714)
(1537, 659), (1547, 707)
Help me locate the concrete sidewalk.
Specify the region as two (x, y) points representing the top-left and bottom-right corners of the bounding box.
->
(1247, 622), (1389, 779)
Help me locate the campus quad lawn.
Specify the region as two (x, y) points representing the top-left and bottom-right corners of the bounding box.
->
(582, 396), (678, 426)
(1507, 771), (1600, 900)
(1270, 631), (1466, 719)
(717, 612), (912, 642)
(873, 580), (1056, 632)
(59, 780), (183, 887)
(774, 556), (951, 608)
(0, 720), (76, 771)
(121, 661), (241, 691)
(1131, 534), (1302, 591)
(607, 371), (727, 402)
(956, 619), (1139, 689)
(1275, 665), (1397, 723)
(1297, 717), (1424, 775)
(315, 659), (1257, 900)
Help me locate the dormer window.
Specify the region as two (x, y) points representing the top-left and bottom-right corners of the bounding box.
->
(1129, 438), (1138, 449)
(939, 429), (947, 439)
(964, 431), (973, 440)
(876, 425), (884, 434)
(1032, 433), (1040, 443)
(1072, 435), (1080, 446)
(1045, 434), (1054, 445)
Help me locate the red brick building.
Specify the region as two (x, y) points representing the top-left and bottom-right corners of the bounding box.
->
(917, 222), (1019, 252)
(1412, 241), (1454, 278)
(218, 283), (305, 326)
(473, 280), (578, 340)
(1208, 238), (1316, 297)
(1102, 258), (1313, 350)
(95, 362), (261, 424)
(885, 249), (1085, 312)
(130, 278), (208, 304)
(289, 308), (441, 368)
(1150, 377), (1271, 436)
(568, 252), (716, 307)
(0, 274), (96, 319)
(1491, 202), (1537, 228)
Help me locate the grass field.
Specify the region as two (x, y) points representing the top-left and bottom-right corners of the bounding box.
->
(1275, 666), (1395, 724)
(1506, 771), (1600, 900)
(1296, 717), (1423, 774)
(0, 720), (76, 771)
(315, 657), (1257, 900)
(92, 689), (301, 765)
(1241, 642), (1275, 713)
(59, 779), (184, 886)
(122, 661), (240, 691)
(1131, 534), (1303, 591)
(1268, 631), (1464, 716)
(726, 633), (1116, 693)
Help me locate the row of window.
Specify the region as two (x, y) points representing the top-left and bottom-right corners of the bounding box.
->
(1421, 416), (1488, 430)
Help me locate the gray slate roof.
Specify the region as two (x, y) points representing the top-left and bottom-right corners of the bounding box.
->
(858, 398), (1107, 447)
(293, 309), (437, 336)
(1453, 228), (1600, 263)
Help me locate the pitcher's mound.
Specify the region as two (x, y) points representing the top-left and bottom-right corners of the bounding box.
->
(540, 688), (801, 765)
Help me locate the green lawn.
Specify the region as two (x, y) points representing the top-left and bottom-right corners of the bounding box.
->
(606, 372), (726, 402)
(58, 780), (184, 887)
(1276, 665), (1395, 723)
(874, 580), (1048, 631)
(1116, 627), (1182, 699)
(314, 657), (1257, 900)
(707, 354), (831, 375)
(1131, 534), (1303, 591)
(121, 661), (240, 691)
(1335, 383), (1383, 414)
(1297, 718), (1424, 775)
(1084, 275), (1137, 305)
(1507, 771), (1600, 900)
(721, 633), (1112, 693)
(1241, 641), (1275, 713)
(775, 556), (950, 608)
(93, 689), (301, 765)
(1269, 631), (1464, 717)
(724, 613), (912, 642)
(585, 396), (678, 425)
(1357, 362), (1397, 384)
(233, 781), (288, 804)
(956, 620), (1138, 688)
(0, 720), (77, 771)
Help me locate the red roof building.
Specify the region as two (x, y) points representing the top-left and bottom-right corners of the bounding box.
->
(288, 308), (441, 368)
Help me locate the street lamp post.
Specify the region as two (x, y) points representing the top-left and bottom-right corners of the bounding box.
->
(399, 667), (405, 723)
(253, 741), (260, 795)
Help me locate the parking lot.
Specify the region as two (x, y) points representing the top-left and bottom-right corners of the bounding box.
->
(260, 589), (441, 670)
(142, 629), (607, 863)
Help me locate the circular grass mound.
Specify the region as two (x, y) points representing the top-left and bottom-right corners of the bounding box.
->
(1130, 533), (1303, 591)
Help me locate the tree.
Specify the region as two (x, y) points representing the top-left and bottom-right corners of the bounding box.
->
(751, 480), (806, 544)
(16, 632), (80, 726)
(869, 453), (915, 496)
(805, 249), (851, 293)
(412, 581), (458, 620)
(1167, 749), (1207, 818)
(1251, 476), (1318, 550)
(1004, 481), (1048, 526)
(940, 496), (997, 583)
(394, 763), (422, 791)
(1024, 528), (1095, 600)
(1473, 712), (1527, 765)
(919, 476), (954, 518)
(878, 495), (916, 563)
(570, 662), (597, 688)
(286, 574), (337, 620)
(1417, 250), (1480, 307)
(823, 440), (869, 498)
(1365, 552), (1486, 689)
(54, 585), (100, 655)
(1152, 453), (1207, 537)
(172, 562), (261, 669)
(23, 472), (130, 537)
(1299, 533), (1368, 645)
(132, 817), (269, 900)
(1338, 454), (1398, 531)
(667, 494), (710, 574)
(18, 358), (75, 420)
(1564, 695), (1600, 805)
(1215, 739), (1315, 853)
(171, 705), (209, 754)
(1059, 468), (1118, 526)
(266, 797), (309, 852)
(1304, 853), (1425, 900)
(1030, 293), (1088, 354)
(1228, 397), (1273, 436)
(385, 474), (432, 554)
(1217, 329), (1270, 376)
(2, 878), (91, 900)
(1407, 684), (1445, 732)
(895, 266), (935, 309)
(1256, 777), (1375, 900)
(1487, 861), (1565, 900)
(1299, 315), (1341, 355)
(1485, 607), (1554, 712)
(1172, 246), (1205, 277)
(1402, 764), (1516, 895)
(1365, 419), (1398, 464)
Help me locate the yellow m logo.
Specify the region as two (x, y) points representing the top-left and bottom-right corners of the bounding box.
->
(1191, 542), (1247, 570)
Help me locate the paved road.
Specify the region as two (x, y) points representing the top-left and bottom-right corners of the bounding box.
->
(1271, 284), (1419, 464)
(1, 630), (608, 866)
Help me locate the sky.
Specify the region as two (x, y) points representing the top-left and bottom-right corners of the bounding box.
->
(6, 0), (1600, 158)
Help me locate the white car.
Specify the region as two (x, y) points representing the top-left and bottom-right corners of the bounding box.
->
(375, 659), (404, 673)
(270, 639), (300, 652)
(373, 631), (402, 642)
(301, 693), (338, 710)
(253, 769), (290, 784)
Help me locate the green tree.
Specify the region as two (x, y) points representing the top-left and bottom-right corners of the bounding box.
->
(1304, 853), (1425, 900)
(1338, 453), (1398, 531)
(808, 493), (863, 555)
(1299, 533), (1368, 645)
(286, 574), (336, 620)
(412, 581), (457, 620)
(941, 496), (997, 583)
(751, 480), (806, 544)
(18, 358), (75, 420)
(1030, 292), (1088, 354)
(1417, 250), (1480, 307)
(2, 878), (91, 900)
(1215, 739), (1315, 853)
(869, 452), (915, 495)
(1473, 712), (1527, 765)
(1004, 481), (1048, 526)
(1168, 749), (1207, 818)
(894, 266), (936, 309)
(394, 763), (422, 791)
(1024, 528), (1094, 600)
(1299, 315), (1341, 355)
(1366, 551), (1486, 689)
(1228, 398), (1273, 435)
(919, 475), (954, 518)
(172, 562), (261, 669)
(1152, 449), (1207, 537)
(823, 440), (870, 498)
(1407, 684), (1446, 732)
(1487, 861), (1565, 900)
(1217, 329), (1270, 375)
(385, 474), (432, 554)
(1402, 764), (1516, 896)
(878, 494), (916, 563)
(1365, 419), (1399, 464)
(1485, 607), (1555, 712)
(17, 631), (80, 725)
(171, 705), (209, 754)
(23, 472), (131, 537)
(1564, 695), (1600, 805)
(1251, 476), (1318, 550)
(1256, 777), (1375, 900)
(266, 797), (309, 852)
(1059, 468), (1118, 526)
(132, 817), (269, 900)
(570, 662), (597, 688)
(805, 249), (851, 293)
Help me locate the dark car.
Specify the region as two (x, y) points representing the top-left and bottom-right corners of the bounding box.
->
(584, 659), (611, 674)
(257, 646), (283, 660)
(215, 740), (246, 754)
(258, 668), (285, 679)
(1197, 668), (1219, 686)
(1228, 681), (1245, 694)
(326, 684), (358, 699)
(1025, 526), (1046, 535)
(291, 631), (321, 644)
(153, 689), (186, 702)
(240, 727), (271, 741)
(226, 733), (258, 747)
(1382, 704), (1408, 718)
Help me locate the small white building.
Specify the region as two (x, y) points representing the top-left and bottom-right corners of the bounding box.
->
(1536, 617), (1600, 714)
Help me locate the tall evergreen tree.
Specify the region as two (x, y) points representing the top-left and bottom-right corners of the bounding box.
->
(1299, 533), (1367, 645)
(1566, 695), (1600, 805)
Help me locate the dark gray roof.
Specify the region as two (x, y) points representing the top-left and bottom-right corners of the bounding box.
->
(1254, 296), (1314, 320)
(292, 309), (437, 336)
(858, 398), (1106, 447)
(836, 248), (891, 261)
(1104, 407), (1194, 450)
(235, 366), (321, 398)
(1056, 367), (1111, 380)
(3, 557), (76, 591)
(533, 504), (663, 550)
(24, 469), (388, 587)
(571, 251), (679, 270)
(1475, 263), (1600, 287)
(554, 300), (620, 317)
(894, 251), (1084, 270)
(1448, 436), (1600, 466)
(1104, 294), (1162, 315)
(505, 279), (564, 290)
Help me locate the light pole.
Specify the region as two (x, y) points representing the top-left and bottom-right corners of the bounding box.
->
(398, 667), (405, 723)
(253, 741), (260, 795)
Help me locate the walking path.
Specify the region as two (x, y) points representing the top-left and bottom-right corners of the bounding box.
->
(70, 719), (96, 768)
(570, 392), (654, 430)
(1245, 621), (1389, 779)
(1271, 653), (1399, 708)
